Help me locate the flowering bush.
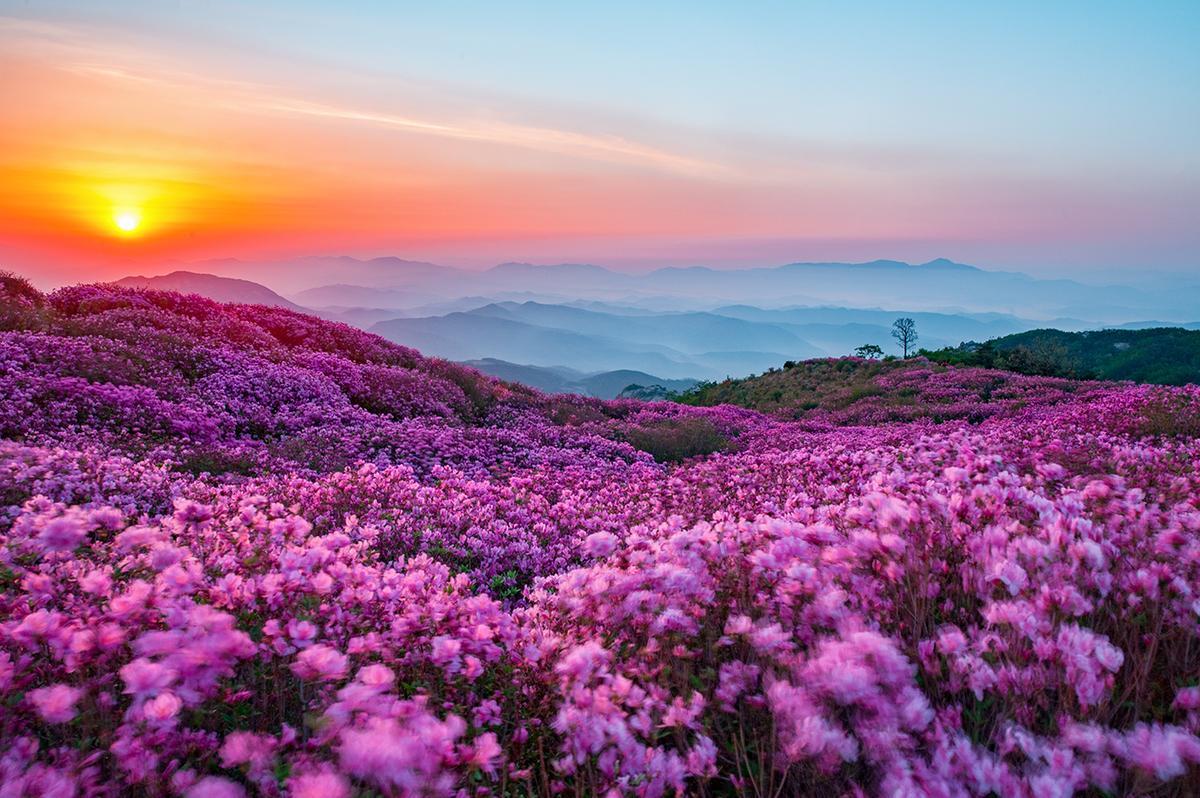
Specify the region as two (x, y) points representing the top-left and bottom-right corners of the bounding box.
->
(1, 280), (1199, 795)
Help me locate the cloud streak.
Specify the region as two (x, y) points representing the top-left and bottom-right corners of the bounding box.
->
(262, 98), (730, 178)
(3, 15), (728, 179)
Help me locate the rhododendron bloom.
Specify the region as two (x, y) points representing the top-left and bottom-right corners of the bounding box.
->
(582, 531), (618, 557)
(142, 691), (183, 723)
(356, 663), (395, 688)
(291, 644), (349, 682)
(185, 777), (246, 798)
(288, 769), (351, 798)
(28, 684), (82, 723)
(37, 516), (87, 552)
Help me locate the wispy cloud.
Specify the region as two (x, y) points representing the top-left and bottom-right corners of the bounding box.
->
(2, 15), (728, 179)
(263, 99), (730, 178)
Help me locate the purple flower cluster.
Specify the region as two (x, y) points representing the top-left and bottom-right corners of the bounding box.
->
(2, 279), (1199, 795)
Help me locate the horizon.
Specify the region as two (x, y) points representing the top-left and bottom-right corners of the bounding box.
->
(2, 1), (1197, 287)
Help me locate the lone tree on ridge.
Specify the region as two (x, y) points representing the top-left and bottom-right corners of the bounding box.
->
(892, 318), (918, 358)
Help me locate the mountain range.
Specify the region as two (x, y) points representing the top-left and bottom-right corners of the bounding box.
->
(174, 256), (1200, 324)
(461, 359), (698, 399)
(106, 259), (1200, 385)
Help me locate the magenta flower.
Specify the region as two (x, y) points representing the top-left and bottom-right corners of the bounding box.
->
(291, 644), (349, 682)
(36, 516), (87, 552)
(185, 776), (246, 798)
(28, 684), (82, 723)
(288, 768), (350, 798)
(142, 691), (183, 723)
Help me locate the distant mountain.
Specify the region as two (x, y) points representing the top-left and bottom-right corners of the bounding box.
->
(461, 359), (583, 394)
(577, 370), (698, 399)
(371, 311), (747, 379)
(470, 301), (818, 355)
(369, 303), (820, 380)
(183, 255), (458, 294)
(113, 271), (304, 310)
(292, 284), (417, 309)
(169, 255), (1200, 323)
(462, 359), (698, 399)
(712, 305), (1044, 352)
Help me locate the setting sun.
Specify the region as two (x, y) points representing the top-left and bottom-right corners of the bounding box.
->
(113, 210), (141, 234)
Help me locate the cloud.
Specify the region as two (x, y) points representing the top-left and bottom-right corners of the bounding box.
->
(262, 99), (730, 178)
(1, 14), (728, 179)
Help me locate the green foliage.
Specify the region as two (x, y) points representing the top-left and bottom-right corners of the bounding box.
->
(853, 344), (884, 359)
(623, 417), (730, 463)
(676, 357), (902, 414)
(0, 271), (49, 331)
(925, 327), (1200, 386)
(1137, 391), (1200, 438)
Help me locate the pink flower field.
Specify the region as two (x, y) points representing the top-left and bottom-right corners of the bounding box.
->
(2, 276), (1200, 797)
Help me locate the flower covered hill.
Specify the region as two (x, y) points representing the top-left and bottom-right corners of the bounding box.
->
(674, 356), (1114, 425)
(2, 276), (1200, 797)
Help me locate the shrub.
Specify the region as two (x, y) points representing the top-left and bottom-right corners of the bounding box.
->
(622, 416), (730, 462)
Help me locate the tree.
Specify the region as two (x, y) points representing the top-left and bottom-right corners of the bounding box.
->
(853, 344), (884, 359)
(891, 318), (918, 358)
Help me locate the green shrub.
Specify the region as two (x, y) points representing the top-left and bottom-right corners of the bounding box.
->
(624, 417), (730, 463)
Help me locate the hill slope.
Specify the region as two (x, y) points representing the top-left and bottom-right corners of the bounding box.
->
(114, 270), (305, 310)
(3, 273), (1200, 795)
(926, 327), (1200, 385)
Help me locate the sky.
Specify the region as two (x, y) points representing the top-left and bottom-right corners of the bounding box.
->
(1, 0), (1197, 285)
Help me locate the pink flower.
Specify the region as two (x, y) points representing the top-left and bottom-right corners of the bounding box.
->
(467, 732), (501, 775)
(37, 516), (87, 553)
(120, 658), (177, 696)
(288, 769), (350, 798)
(430, 635), (462, 674)
(582, 531), (618, 558)
(219, 731), (275, 770)
(28, 684), (82, 723)
(287, 619), (319, 647)
(723, 614), (752, 635)
(291, 644), (348, 682)
(1118, 723), (1200, 781)
(185, 776), (246, 798)
(338, 711), (465, 792)
(142, 691), (183, 723)
(555, 641), (609, 684)
(356, 663), (395, 688)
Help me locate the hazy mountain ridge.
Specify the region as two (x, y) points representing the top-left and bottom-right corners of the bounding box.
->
(166, 255), (1200, 323)
(462, 359), (698, 399)
(112, 261), (1200, 386)
(113, 270), (305, 310)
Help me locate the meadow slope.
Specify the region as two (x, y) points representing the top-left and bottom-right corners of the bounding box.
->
(2, 276), (1200, 796)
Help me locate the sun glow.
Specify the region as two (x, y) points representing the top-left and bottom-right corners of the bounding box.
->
(113, 210), (142, 234)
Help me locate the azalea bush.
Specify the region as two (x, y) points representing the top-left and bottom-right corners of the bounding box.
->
(2, 281), (1199, 796)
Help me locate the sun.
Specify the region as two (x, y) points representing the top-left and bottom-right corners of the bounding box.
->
(113, 210), (142, 234)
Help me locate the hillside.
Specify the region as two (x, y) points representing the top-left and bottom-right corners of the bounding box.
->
(114, 270), (305, 310)
(675, 356), (1117, 427)
(3, 274), (1200, 794)
(925, 327), (1200, 385)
